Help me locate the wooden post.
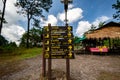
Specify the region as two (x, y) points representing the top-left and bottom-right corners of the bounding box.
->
(66, 24), (70, 80)
(66, 58), (70, 80)
(48, 58), (52, 80)
(48, 23), (52, 80)
(42, 34), (46, 78)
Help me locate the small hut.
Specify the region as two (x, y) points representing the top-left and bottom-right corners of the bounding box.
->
(84, 21), (120, 54)
(86, 21), (120, 38)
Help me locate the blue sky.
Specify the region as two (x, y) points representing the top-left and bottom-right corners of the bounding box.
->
(49, 0), (115, 21)
(41, 0), (117, 36)
(0, 0), (118, 45)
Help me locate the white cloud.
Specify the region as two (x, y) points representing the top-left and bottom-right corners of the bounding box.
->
(58, 7), (83, 23)
(68, 4), (74, 9)
(92, 16), (110, 27)
(76, 21), (91, 37)
(1, 0), (111, 43)
(0, 0), (26, 45)
(76, 16), (110, 37)
(41, 15), (57, 26)
(5, 0), (26, 25)
(1, 25), (25, 45)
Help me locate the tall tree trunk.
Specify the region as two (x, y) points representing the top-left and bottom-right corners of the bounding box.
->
(0, 0), (7, 35)
(27, 14), (30, 48)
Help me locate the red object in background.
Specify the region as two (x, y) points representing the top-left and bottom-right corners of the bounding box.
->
(90, 48), (108, 52)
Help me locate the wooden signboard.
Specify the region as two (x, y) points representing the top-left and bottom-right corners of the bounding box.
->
(43, 25), (74, 59)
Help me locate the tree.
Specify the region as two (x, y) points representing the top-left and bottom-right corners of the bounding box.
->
(8, 42), (17, 48)
(19, 32), (27, 47)
(74, 36), (79, 42)
(0, 10), (7, 24)
(90, 24), (96, 31)
(112, 0), (120, 20)
(0, 35), (18, 53)
(0, 0), (7, 35)
(98, 22), (105, 28)
(0, 35), (8, 46)
(90, 22), (105, 31)
(20, 27), (43, 47)
(15, 0), (52, 48)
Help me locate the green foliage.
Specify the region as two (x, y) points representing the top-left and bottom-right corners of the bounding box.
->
(103, 40), (109, 47)
(15, 0), (52, 48)
(98, 22), (105, 28)
(74, 36), (79, 42)
(18, 48), (42, 60)
(112, 0), (120, 20)
(15, 0), (52, 16)
(0, 43), (17, 53)
(32, 18), (41, 29)
(0, 35), (18, 53)
(14, 0), (52, 25)
(0, 48), (42, 61)
(0, 35), (8, 46)
(9, 42), (17, 48)
(20, 28), (43, 47)
(90, 24), (96, 31)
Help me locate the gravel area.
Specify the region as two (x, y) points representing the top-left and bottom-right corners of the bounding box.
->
(0, 55), (120, 80)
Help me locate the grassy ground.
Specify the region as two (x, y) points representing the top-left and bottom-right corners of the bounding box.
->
(0, 48), (42, 64)
(0, 48), (120, 80)
(18, 48), (42, 60)
(0, 47), (42, 77)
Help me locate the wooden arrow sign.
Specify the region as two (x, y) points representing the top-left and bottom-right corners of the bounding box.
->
(68, 39), (72, 44)
(46, 47), (49, 51)
(45, 41), (49, 45)
(45, 53), (49, 58)
(67, 26), (72, 31)
(68, 45), (72, 50)
(68, 52), (72, 58)
(68, 32), (72, 37)
(45, 34), (49, 38)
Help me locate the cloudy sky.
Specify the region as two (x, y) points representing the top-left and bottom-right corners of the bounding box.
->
(0, 0), (118, 45)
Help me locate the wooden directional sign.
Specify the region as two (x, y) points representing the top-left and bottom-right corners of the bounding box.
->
(44, 26), (74, 59)
(45, 53), (49, 58)
(67, 26), (72, 31)
(68, 39), (72, 44)
(68, 45), (72, 50)
(45, 34), (49, 38)
(46, 47), (49, 52)
(68, 52), (73, 58)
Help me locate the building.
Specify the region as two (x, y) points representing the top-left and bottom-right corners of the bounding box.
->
(84, 21), (120, 54)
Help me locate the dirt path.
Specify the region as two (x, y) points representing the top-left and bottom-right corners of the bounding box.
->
(0, 55), (120, 80)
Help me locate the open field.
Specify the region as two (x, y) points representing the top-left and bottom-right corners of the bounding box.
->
(0, 49), (120, 80)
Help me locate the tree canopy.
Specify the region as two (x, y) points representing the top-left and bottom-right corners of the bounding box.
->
(112, 0), (120, 20)
(15, 0), (52, 48)
(15, 0), (52, 20)
(0, 0), (7, 35)
(0, 35), (8, 46)
(20, 27), (43, 47)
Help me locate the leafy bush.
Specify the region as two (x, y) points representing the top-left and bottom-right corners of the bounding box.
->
(0, 35), (18, 54)
(0, 35), (8, 46)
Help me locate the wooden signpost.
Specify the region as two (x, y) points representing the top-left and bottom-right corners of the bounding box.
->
(42, 23), (75, 80)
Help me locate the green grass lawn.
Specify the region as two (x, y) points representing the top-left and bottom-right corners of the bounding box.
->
(18, 48), (42, 60)
(0, 47), (42, 77)
(0, 48), (42, 64)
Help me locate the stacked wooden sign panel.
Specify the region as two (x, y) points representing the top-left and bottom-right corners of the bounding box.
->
(43, 25), (74, 59)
